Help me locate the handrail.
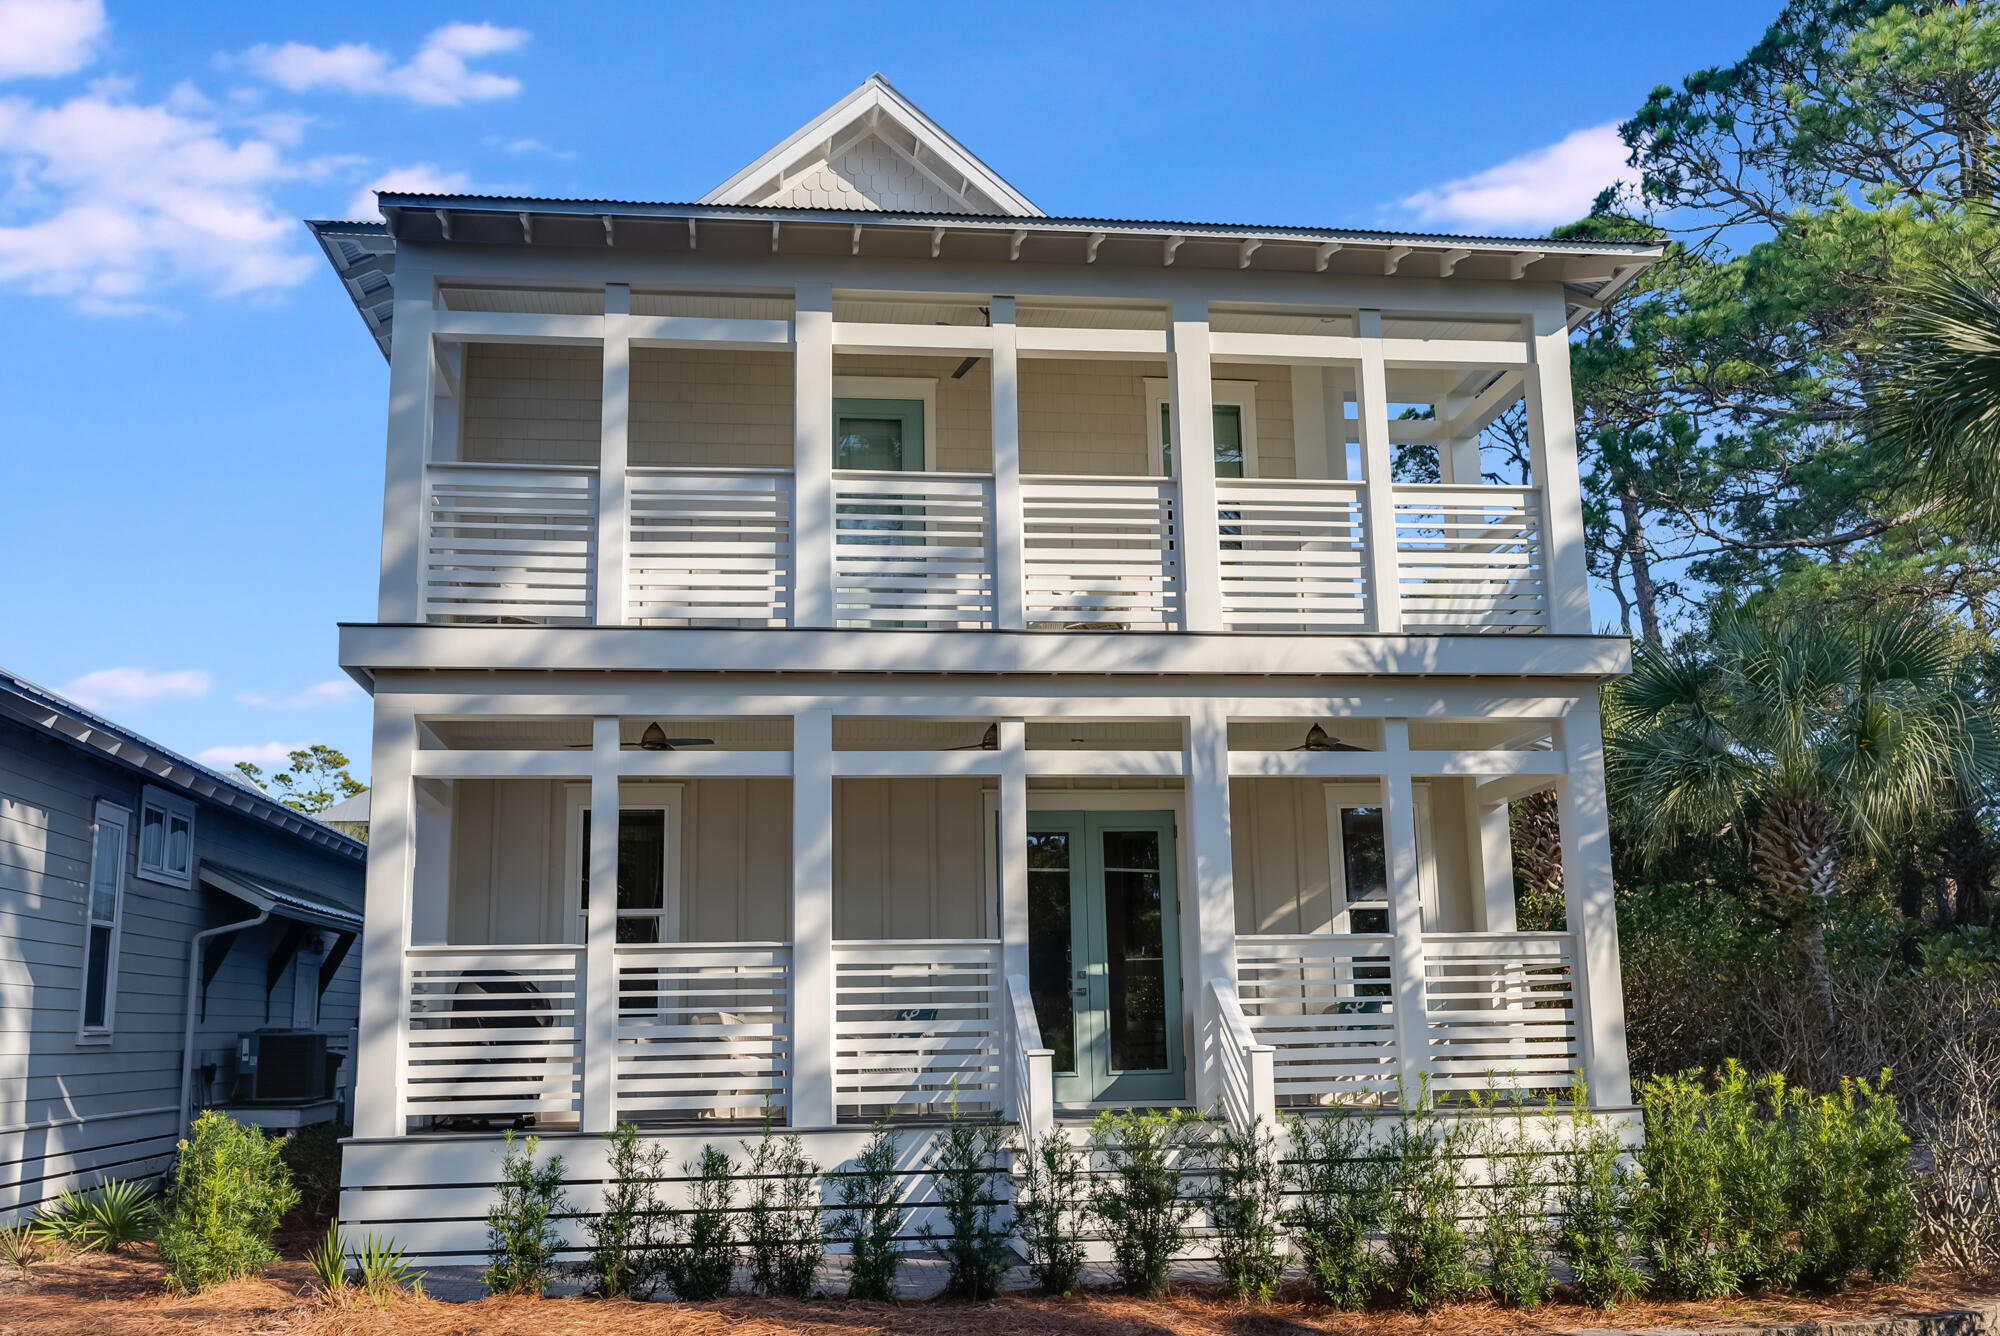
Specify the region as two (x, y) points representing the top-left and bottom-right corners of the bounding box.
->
(629, 463), (793, 477)
(1206, 978), (1275, 1132)
(427, 459), (600, 474)
(1006, 971), (1054, 1146)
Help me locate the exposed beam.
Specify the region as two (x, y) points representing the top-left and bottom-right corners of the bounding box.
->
(687, 217), (697, 250)
(1015, 326), (1168, 360)
(1509, 251), (1544, 280)
(1382, 245), (1413, 275)
(1164, 235), (1185, 266)
(628, 315), (794, 351)
(518, 212), (533, 243)
(429, 310), (604, 346)
(1085, 232), (1106, 263)
(1010, 228), (1027, 261)
(833, 321), (994, 357)
(602, 216), (614, 247)
(852, 222), (863, 256)
(771, 220), (781, 253)
(434, 209), (453, 240)
(1237, 238), (1263, 269)
(1438, 248), (1474, 277)
(931, 227), (945, 258)
(1314, 242), (1342, 272)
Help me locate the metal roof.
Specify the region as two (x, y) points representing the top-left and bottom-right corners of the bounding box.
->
(201, 862), (363, 931)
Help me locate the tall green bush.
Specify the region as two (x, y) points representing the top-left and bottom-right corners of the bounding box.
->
(1381, 1080), (1474, 1311)
(1285, 1112), (1387, 1309)
(1472, 1089), (1553, 1309)
(1206, 1115), (1286, 1301)
(1086, 1107), (1206, 1298)
(1550, 1086), (1645, 1309)
(1710, 1062), (1797, 1286)
(483, 1131), (568, 1297)
(917, 1101), (1014, 1300)
(830, 1125), (905, 1301)
(1015, 1127), (1088, 1297)
(584, 1123), (667, 1298)
(742, 1114), (823, 1299)
(1789, 1072), (1920, 1288)
(156, 1111), (299, 1295)
(1634, 1070), (1739, 1297)
(661, 1145), (736, 1301)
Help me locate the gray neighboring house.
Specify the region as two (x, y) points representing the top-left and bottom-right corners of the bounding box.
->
(0, 668), (366, 1222)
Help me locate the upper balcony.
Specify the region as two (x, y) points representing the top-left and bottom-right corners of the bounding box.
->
(380, 282), (1596, 641)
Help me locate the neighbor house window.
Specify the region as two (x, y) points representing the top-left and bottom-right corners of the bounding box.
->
(79, 801), (131, 1038)
(137, 785), (194, 887)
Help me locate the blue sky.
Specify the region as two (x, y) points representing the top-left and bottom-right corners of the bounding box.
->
(0, 0), (1776, 784)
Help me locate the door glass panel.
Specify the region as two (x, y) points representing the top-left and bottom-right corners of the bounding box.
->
(1027, 830), (1076, 1075)
(1160, 403), (1247, 477)
(1340, 805), (1392, 939)
(837, 416), (907, 470)
(1100, 829), (1167, 1072)
(617, 809), (666, 944)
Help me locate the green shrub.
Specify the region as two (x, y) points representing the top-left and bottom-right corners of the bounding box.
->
(1285, 1112), (1387, 1309)
(156, 1110), (299, 1295)
(1206, 1115), (1286, 1301)
(1711, 1062), (1800, 1286)
(1550, 1085), (1645, 1309)
(1633, 1070), (1739, 1298)
(482, 1131), (568, 1297)
(1381, 1080), (1475, 1311)
(742, 1115), (823, 1299)
(1790, 1072), (1920, 1288)
(1086, 1107), (1206, 1298)
(1472, 1089), (1553, 1309)
(279, 1122), (345, 1224)
(32, 1189), (101, 1252)
(661, 1145), (736, 1301)
(584, 1123), (667, 1298)
(917, 1101), (1014, 1300)
(0, 1223), (40, 1281)
(353, 1233), (417, 1309)
(308, 1220), (347, 1304)
(1015, 1127), (1088, 1297)
(830, 1125), (905, 1301)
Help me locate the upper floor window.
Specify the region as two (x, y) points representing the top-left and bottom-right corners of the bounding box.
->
(1146, 379), (1260, 478)
(79, 801), (130, 1038)
(137, 785), (195, 887)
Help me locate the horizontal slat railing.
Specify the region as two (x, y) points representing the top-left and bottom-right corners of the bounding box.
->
(833, 471), (995, 628)
(1216, 477), (1368, 631)
(1235, 934), (1399, 1104)
(628, 467), (793, 626)
(613, 942), (791, 1121)
(402, 945), (583, 1124)
(1421, 931), (1578, 1091)
(833, 939), (1003, 1118)
(423, 462), (598, 624)
(1392, 484), (1547, 633)
(1023, 475), (1182, 629)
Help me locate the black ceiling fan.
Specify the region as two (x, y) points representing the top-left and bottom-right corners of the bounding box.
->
(946, 723), (1000, 750)
(1290, 723), (1364, 753)
(564, 721), (714, 751)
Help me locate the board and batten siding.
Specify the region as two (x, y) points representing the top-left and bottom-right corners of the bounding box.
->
(0, 716), (364, 1220)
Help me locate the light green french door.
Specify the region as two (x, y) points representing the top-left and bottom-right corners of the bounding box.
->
(1027, 810), (1184, 1104)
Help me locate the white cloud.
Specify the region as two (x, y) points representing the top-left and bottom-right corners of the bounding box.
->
(60, 666), (212, 711)
(237, 678), (364, 710)
(0, 87), (321, 311)
(0, 0), (104, 81)
(195, 740), (311, 770)
(1399, 123), (1638, 232)
(345, 161), (472, 219)
(243, 22), (528, 107)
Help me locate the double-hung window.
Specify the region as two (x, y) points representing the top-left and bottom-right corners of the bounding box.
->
(137, 785), (194, 887)
(79, 801), (131, 1039)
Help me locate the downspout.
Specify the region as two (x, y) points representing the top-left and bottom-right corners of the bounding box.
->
(179, 906), (271, 1137)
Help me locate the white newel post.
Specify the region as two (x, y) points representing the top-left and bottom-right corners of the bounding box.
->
(790, 708), (837, 1126)
(582, 716), (620, 1132)
(1380, 722), (1430, 1094)
(1183, 701), (1238, 1109)
(354, 704), (416, 1138)
(997, 720), (1029, 981)
(989, 297), (1026, 630)
(597, 283), (631, 626)
(1555, 695), (1634, 1106)
(1169, 297), (1222, 632)
(1356, 311), (1403, 634)
(1525, 303), (1593, 635)
(380, 261), (435, 623)
(793, 283), (836, 629)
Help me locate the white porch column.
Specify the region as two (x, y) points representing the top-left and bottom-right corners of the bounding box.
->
(596, 284), (631, 626)
(581, 715), (621, 1132)
(793, 283), (836, 628)
(1437, 390), (1482, 485)
(1476, 798), (1519, 933)
(1380, 721), (1430, 1094)
(353, 704), (416, 1138)
(1555, 695), (1634, 1106)
(1525, 303), (1593, 634)
(1355, 312), (1403, 633)
(990, 297), (1026, 630)
(996, 720), (1029, 980)
(790, 708), (837, 1126)
(1169, 296), (1223, 632)
(379, 260), (435, 622)
(1182, 700), (1238, 1108)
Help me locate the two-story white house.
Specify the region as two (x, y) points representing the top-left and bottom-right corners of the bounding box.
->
(313, 76), (1659, 1260)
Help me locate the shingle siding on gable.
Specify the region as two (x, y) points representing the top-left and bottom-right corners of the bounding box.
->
(758, 136), (973, 213)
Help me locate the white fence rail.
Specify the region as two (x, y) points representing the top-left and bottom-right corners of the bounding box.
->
(833, 472), (995, 628)
(1392, 485), (1547, 633)
(402, 945), (583, 1125)
(423, 464), (597, 624)
(1005, 971), (1053, 1146)
(1235, 934), (1400, 1104)
(1207, 979), (1276, 1131)
(1023, 476), (1182, 629)
(1421, 932), (1578, 1092)
(614, 942), (791, 1121)
(832, 940), (1004, 1118)
(1216, 478), (1368, 631)
(628, 467), (792, 626)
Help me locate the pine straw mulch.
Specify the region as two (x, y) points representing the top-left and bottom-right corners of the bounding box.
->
(2, 1250), (1997, 1336)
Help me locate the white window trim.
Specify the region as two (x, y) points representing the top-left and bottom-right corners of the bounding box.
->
(1143, 378), (1261, 478)
(832, 375), (938, 472)
(562, 782), (684, 946)
(136, 784), (195, 889)
(1321, 781), (1437, 934)
(77, 800), (131, 1043)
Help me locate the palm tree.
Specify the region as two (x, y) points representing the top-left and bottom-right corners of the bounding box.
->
(1604, 614), (1994, 1057)
(1874, 263), (2000, 535)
